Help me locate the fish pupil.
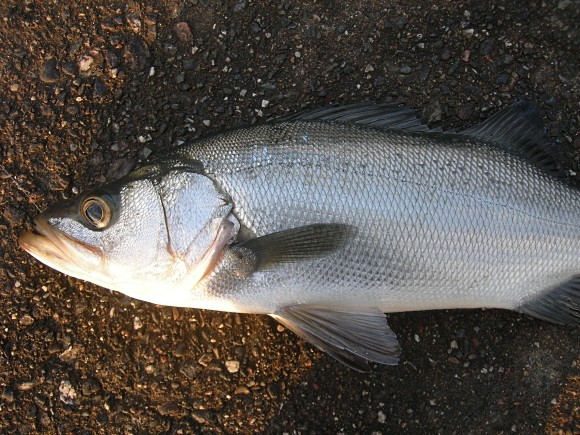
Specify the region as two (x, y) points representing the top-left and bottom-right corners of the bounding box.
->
(86, 202), (103, 224)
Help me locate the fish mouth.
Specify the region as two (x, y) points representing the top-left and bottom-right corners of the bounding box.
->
(19, 215), (103, 280)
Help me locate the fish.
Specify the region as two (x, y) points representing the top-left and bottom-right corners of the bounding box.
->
(19, 101), (580, 371)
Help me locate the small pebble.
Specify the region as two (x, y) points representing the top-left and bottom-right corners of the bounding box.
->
(59, 346), (79, 362)
(16, 380), (35, 391)
(140, 147), (152, 159)
(124, 36), (151, 71)
(19, 315), (34, 326)
(191, 409), (210, 424)
(198, 353), (213, 367)
(448, 60), (460, 75)
(225, 360), (240, 373)
(59, 381), (77, 405)
(419, 66), (430, 82)
(133, 316), (143, 330)
(495, 74), (509, 85)
(1, 388), (14, 403)
(233, 0), (248, 12)
(100, 20), (116, 32)
(174, 22), (193, 42)
(40, 57), (59, 83)
(558, 0), (571, 9)
(234, 385), (250, 395)
(79, 54), (94, 73)
(399, 65), (412, 74)
(107, 158), (135, 180)
(2, 206), (23, 227)
(93, 77), (107, 97)
(440, 47), (452, 61)
(61, 61), (77, 76)
(267, 382), (281, 399)
(394, 16), (407, 29)
(377, 410), (386, 423)
(480, 38), (497, 56)
(424, 100), (442, 123)
(457, 102), (474, 120)
(126, 13), (141, 33)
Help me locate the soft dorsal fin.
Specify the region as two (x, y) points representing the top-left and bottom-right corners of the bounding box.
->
(460, 102), (562, 176)
(280, 102), (437, 132)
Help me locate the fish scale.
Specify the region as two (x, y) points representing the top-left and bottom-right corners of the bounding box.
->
(172, 120), (580, 316)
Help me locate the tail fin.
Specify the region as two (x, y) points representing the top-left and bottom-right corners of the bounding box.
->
(517, 276), (580, 325)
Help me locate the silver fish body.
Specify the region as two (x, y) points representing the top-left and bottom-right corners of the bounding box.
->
(176, 120), (580, 314)
(19, 102), (580, 370)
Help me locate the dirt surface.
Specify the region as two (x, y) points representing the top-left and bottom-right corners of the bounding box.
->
(0, 0), (578, 433)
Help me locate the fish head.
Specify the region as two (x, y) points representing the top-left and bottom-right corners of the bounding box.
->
(19, 163), (239, 307)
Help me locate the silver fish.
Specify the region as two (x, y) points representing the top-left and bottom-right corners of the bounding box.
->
(19, 102), (580, 371)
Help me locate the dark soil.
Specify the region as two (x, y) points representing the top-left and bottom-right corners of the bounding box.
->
(0, 0), (578, 433)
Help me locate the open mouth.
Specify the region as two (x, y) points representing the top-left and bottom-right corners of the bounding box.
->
(18, 216), (102, 278)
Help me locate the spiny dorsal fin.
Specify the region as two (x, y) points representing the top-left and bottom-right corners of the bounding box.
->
(280, 102), (437, 132)
(460, 102), (562, 177)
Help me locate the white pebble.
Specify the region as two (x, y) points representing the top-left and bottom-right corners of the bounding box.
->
(377, 410), (386, 423)
(79, 55), (94, 72)
(225, 360), (240, 373)
(59, 380), (77, 404)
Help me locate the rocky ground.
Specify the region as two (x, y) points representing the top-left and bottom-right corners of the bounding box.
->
(0, 0), (578, 433)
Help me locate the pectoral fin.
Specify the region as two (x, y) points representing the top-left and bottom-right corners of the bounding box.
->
(233, 223), (354, 272)
(270, 305), (400, 372)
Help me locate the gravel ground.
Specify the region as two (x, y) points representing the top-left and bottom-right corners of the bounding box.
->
(0, 0), (578, 433)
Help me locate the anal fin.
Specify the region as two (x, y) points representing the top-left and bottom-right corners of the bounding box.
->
(271, 305), (400, 372)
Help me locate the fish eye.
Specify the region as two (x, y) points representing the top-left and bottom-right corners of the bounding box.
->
(81, 196), (112, 229)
